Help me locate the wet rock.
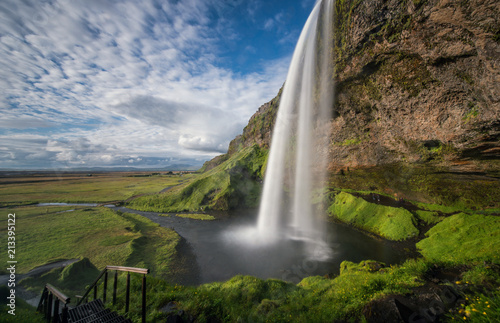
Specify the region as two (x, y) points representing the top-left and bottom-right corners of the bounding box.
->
(363, 283), (463, 322)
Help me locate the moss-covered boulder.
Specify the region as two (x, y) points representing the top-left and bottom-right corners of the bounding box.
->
(340, 260), (387, 275)
(328, 191), (419, 240)
(417, 212), (500, 264)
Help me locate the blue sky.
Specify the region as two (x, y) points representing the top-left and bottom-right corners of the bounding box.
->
(0, 0), (316, 169)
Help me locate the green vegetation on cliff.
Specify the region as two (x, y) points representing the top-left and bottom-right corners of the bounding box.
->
(129, 144), (268, 212)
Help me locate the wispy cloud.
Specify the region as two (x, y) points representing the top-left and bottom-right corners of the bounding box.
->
(0, 0), (297, 169)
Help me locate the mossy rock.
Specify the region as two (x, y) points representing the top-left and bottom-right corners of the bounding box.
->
(340, 260), (387, 275)
(59, 258), (100, 289)
(417, 212), (500, 264)
(328, 191), (419, 240)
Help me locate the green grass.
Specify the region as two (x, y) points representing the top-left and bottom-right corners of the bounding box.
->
(0, 207), (180, 275)
(0, 172), (193, 206)
(129, 145), (267, 212)
(20, 257), (101, 302)
(448, 291), (500, 322)
(414, 209), (446, 224)
(0, 286), (45, 322)
(125, 258), (429, 322)
(175, 213), (215, 220)
(328, 191), (419, 240)
(416, 212), (500, 264)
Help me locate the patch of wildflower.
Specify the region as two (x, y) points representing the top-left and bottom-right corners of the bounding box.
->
(449, 291), (499, 322)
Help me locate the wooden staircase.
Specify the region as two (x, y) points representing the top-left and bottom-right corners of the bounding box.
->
(68, 299), (131, 323)
(37, 266), (149, 323)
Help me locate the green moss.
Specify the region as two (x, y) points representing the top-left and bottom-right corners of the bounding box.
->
(414, 209), (445, 224)
(328, 191), (419, 240)
(158, 259), (427, 322)
(463, 103), (480, 124)
(330, 164), (500, 211)
(340, 260), (386, 275)
(175, 213), (215, 220)
(333, 138), (363, 146)
(417, 212), (500, 264)
(456, 70), (475, 85)
(379, 53), (434, 97)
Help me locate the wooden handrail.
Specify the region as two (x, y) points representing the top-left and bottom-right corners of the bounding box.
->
(46, 283), (70, 304)
(76, 268), (108, 305)
(106, 265), (150, 274)
(37, 284), (70, 323)
(76, 265), (149, 323)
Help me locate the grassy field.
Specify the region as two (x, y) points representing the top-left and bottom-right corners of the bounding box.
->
(0, 172), (196, 206)
(0, 205), (181, 302)
(2, 206), (181, 273)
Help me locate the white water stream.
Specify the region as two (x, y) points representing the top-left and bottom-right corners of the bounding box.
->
(257, 0), (334, 247)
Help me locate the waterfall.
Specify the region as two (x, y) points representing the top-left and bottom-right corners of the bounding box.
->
(256, 0), (334, 246)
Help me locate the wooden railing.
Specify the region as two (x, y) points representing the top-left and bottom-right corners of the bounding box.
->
(77, 265), (150, 323)
(37, 283), (71, 323)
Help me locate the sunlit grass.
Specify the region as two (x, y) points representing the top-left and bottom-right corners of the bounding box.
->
(108, 258), (429, 322)
(0, 207), (180, 275)
(328, 191), (419, 240)
(416, 212), (500, 264)
(0, 173), (195, 206)
(175, 213), (215, 220)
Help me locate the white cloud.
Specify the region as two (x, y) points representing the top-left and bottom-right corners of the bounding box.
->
(0, 0), (291, 169)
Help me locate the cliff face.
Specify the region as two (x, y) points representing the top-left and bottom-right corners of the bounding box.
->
(331, 0), (499, 169)
(214, 0), (499, 172)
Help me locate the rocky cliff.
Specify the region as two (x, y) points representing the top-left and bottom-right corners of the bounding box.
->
(198, 0), (500, 210)
(219, 0), (499, 171)
(331, 0), (499, 170)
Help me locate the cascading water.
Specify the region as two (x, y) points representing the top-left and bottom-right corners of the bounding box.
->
(256, 0), (334, 246)
(224, 0), (334, 261)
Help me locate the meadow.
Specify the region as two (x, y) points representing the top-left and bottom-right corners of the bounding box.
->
(0, 171), (196, 206)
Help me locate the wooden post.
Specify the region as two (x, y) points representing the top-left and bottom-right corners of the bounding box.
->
(61, 305), (68, 323)
(113, 270), (118, 305)
(142, 274), (147, 323)
(52, 299), (60, 323)
(43, 289), (49, 315)
(103, 270), (108, 304)
(125, 272), (130, 313)
(46, 293), (53, 322)
(37, 288), (48, 313)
